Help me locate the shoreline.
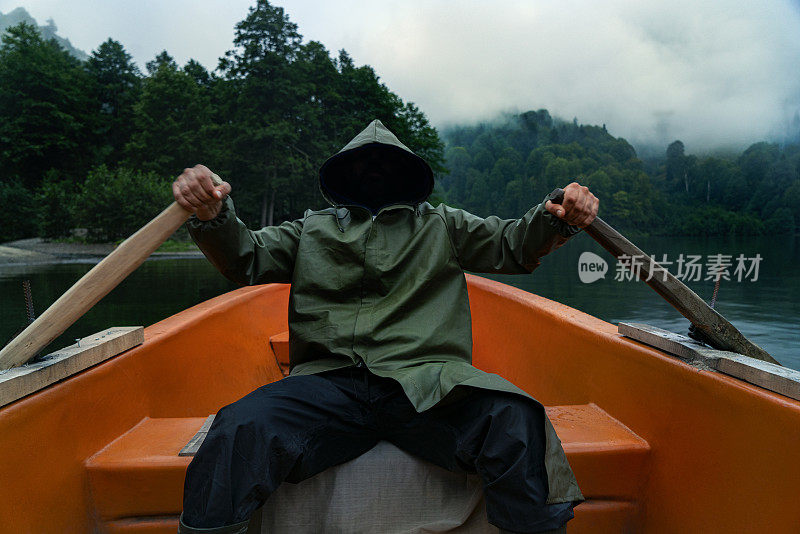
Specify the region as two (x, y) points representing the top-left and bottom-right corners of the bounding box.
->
(0, 238), (203, 266)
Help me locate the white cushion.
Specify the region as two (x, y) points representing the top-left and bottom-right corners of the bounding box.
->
(261, 440), (498, 533)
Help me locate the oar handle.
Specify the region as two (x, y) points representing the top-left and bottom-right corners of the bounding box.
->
(546, 187), (779, 364)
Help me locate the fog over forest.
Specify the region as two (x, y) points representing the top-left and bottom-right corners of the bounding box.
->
(2, 1), (798, 244)
(4, 1), (800, 152)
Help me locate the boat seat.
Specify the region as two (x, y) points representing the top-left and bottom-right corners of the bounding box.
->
(84, 404), (649, 533)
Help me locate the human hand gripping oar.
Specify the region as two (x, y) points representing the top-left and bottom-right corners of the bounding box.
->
(546, 186), (779, 365)
(0, 165), (230, 370)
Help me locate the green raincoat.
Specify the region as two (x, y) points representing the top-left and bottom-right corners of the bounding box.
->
(188, 120), (585, 504)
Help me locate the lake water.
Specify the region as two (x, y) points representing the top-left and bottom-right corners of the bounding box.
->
(1, 233), (797, 369)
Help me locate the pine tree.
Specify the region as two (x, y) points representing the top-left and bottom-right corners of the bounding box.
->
(125, 52), (212, 177)
(218, 0), (305, 225)
(86, 38), (142, 165)
(0, 22), (94, 188)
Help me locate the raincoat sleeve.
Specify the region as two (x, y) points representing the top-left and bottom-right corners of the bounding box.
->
(439, 195), (581, 274)
(187, 196), (302, 285)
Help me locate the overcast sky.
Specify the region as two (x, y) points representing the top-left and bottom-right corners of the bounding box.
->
(4, 0), (800, 151)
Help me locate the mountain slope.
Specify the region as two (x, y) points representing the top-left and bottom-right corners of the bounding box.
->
(0, 7), (87, 60)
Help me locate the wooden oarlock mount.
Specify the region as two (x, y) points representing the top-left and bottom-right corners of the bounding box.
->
(619, 323), (799, 402)
(0, 327), (144, 407)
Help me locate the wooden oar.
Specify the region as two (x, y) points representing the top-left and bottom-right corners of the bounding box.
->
(0, 174), (222, 371)
(547, 188), (779, 365)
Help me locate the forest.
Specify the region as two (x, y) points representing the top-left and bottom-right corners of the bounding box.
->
(1, 1), (798, 243)
(0, 2), (444, 243)
(439, 112), (799, 236)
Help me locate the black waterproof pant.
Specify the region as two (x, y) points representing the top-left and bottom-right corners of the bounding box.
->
(180, 365), (575, 533)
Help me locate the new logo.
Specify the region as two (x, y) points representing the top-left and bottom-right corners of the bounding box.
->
(578, 252), (608, 283)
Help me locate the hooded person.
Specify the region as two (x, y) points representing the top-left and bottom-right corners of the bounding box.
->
(177, 119), (592, 534)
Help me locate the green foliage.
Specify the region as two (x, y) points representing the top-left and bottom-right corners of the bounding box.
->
(440, 111), (800, 236)
(764, 207), (794, 234)
(73, 166), (172, 242)
(124, 53), (212, 176)
(738, 142), (780, 188)
(665, 204), (766, 236)
(0, 180), (37, 242)
(665, 140), (687, 192)
(3, 3), (795, 242)
(0, 23), (94, 189)
(748, 158), (796, 217)
(211, 0), (444, 226)
(781, 180), (800, 233)
(36, 170), (77, 238)
(654, 139), (800, 235)
(440, 112), (658, 231)
(215, 0), (312, 225)
(0, 3), (444, 240)
(156, 239), (198, 252)
(86, 38), (142, 165)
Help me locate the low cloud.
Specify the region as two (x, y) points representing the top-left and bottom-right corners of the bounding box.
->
(333, 0), (800, 150)
(12, 0), (800, 151)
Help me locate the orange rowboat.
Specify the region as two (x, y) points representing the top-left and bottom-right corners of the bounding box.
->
(1, 275), (799, 533)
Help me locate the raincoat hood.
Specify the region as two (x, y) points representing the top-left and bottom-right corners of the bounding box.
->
(319, 119), (434, 210)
